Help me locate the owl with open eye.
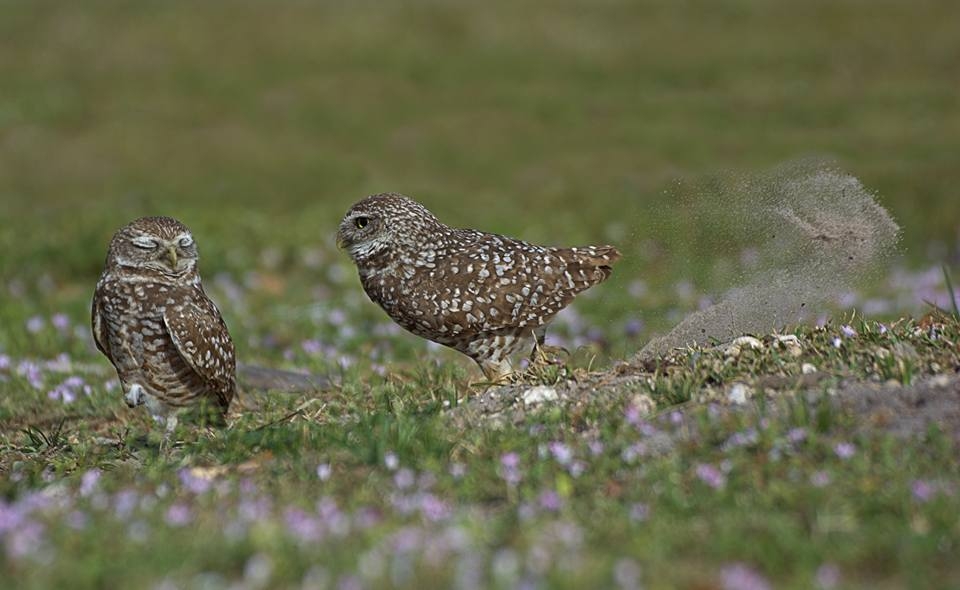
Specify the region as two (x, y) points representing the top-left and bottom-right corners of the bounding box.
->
(336, 193), (621, 380)
(92, 216), (235, 435)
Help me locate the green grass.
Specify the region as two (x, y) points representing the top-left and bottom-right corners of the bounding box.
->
(2, 1), (960, 588)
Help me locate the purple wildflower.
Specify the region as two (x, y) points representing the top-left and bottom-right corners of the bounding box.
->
(51, 314), (70, 332)
(328, 309), (347, 326)
(0, 354), (11, 371)
(243, 553), (274, 587)
(840, 325), (857, 338)
(567, 460), (587, 478)
(620, 442), (647, 463)
(911, 480), (935, 503)
(26, 316), (44, 334)
(301, 339), (323, 355)
(113, 490), (139, 519)
(353, 507), (381, 530)
(391, 526), (423, 554)
(587, 440), (604, 456)
(725, 428), (758, 449)
(449, 463), (466, 479)
(284, 507), (323, 543)
(695, 463), (726, 490)
(719, 563), (771, 590)
(126, 521), (150, 543)
(164, 503), (193, 527)
(499, 453), (522, 487)
(834, 442), (856, 460)
(238, 497), (272, 523)
(66, 510), (88, 530)
(5, 520), (46, 561)
(79, 469), (101, 497)
(538, 490), (563, 512)
(48, 383), (76, 404)
(17, 361), (44, 389)
(614, 558), (642, 590)
(0, 503), (22, 536)
(810, 471), (831, 487)
(815, 563), (840, 589)
(831, 337), (842, 348)
(786, 427), (808, 444)
(419, 494), (451, 522)
(547, 442), (573, 466)
(177, 469), (212, 495)
(624, 318), (644, 338)
(393, 468), (416, 490)
(317, 498), (349, 536)
(629, 503), (649, 522)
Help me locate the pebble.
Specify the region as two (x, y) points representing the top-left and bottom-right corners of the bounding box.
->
(521, 386), (559, 405)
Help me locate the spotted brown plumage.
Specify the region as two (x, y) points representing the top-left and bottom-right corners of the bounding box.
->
(92, 216), (235, 432)
(336, 193), (621, 379)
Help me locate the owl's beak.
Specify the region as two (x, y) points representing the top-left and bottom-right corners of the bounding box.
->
(335, 231), (347, 249)
(165, 245), (178, 268)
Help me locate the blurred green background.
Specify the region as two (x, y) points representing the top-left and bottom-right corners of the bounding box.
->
(1, 0), (958, 351)
(2, 6), (960, 587)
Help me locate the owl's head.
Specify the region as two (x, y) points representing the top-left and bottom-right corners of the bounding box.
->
(106, 216), (200, 277)
(336, 193), (441, 263)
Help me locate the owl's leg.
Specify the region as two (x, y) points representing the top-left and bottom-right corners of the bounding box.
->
(142, 395), (178, 452)
(534, 326), (547, 348)
(161, 414), (179, 452)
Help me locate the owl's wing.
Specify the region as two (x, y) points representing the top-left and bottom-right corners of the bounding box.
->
(162, 296), (236, 408)
(444, 237), (620, 333)
(91, 285), (111, 357)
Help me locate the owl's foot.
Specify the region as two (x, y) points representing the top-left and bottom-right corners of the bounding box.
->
(529, 343), (569, 367)
(124, 384), (146, 408)
(472, 359), (515, 387)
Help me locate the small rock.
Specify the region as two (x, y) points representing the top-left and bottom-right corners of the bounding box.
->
(521, 385), (559, 405)
(630, 393), (657, 416)
(930, 374), (950, 388)
(773, 334), (803, 357)
(801, 363), (817, 375)
(727, 383), (751, 405)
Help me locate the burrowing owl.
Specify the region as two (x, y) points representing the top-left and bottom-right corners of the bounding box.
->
(336, 193), (621, 379)
(92, 216), (236, 434)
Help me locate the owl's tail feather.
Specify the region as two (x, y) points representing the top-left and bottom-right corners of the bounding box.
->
(576, 245), (621, 283)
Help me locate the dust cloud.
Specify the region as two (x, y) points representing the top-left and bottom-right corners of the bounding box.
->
(638, 159), (900, 360)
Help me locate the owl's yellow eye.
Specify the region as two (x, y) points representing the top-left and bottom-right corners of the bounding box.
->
(355, 217), (369, 229)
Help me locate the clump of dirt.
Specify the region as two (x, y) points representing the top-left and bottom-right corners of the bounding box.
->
(639, 159), (900, 359)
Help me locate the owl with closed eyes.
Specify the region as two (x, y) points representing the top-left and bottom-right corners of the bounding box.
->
(92, 216), (235, 435)
(337, 193), (621, 379)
